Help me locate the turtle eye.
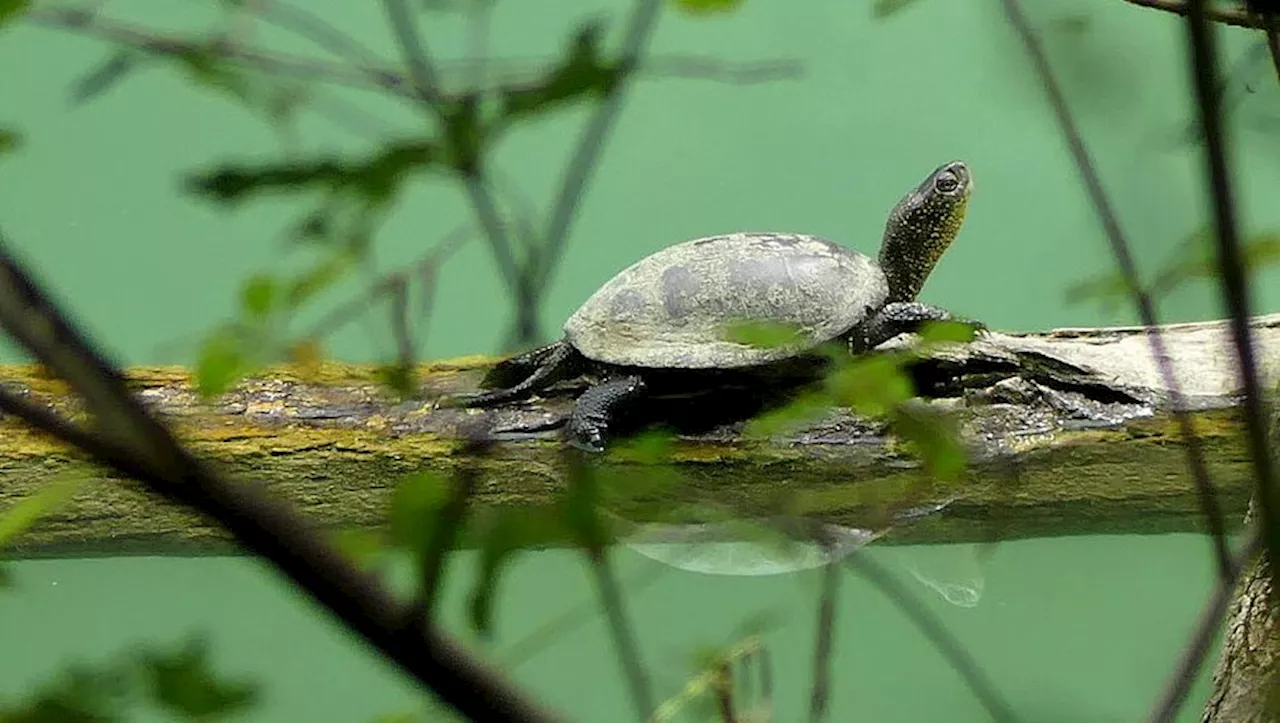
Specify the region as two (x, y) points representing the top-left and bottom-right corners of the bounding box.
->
(934, 173), (960, 194)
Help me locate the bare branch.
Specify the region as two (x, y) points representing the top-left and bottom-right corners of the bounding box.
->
(0, 229), (564, 723)
(998, 0), (1234, 583)
(1121, 0), (1266, 30)
(1183, 0), (1279, 616)
(26, 6), (803, 100)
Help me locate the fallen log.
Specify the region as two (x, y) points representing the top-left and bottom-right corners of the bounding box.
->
(1, 314), (1277, 559)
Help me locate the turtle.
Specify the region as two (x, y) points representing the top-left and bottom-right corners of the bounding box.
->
(454, 160), (979, 452)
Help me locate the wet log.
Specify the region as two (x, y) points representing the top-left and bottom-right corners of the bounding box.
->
(0, 314), (1277, 558)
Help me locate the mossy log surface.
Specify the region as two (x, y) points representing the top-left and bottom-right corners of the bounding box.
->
(2, 314), (1278, 558)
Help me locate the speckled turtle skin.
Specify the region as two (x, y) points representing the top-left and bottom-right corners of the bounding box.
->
(456, 161), (978, 452)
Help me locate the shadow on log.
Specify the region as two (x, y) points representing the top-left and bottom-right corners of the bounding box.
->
(0, 314), (1277, 558)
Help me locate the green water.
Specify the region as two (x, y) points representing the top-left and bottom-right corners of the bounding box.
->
(0, 0), (1274, 719)
(1, 535), (1219, 722)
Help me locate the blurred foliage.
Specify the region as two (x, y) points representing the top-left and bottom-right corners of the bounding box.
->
(0, 0), (27, 27)
(1067, 228), (1280, 312)
(173, 16), (634, 397)
(726, 319), (977, 484)
(0, 473), (87, 548)
(652, 635), (772, 723)
(670, 0), (745, 15)
(0, 637), (258, 723)
(0, 128), (18, 157)
(872, 0), (924, 20)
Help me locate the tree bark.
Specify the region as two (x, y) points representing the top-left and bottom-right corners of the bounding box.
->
(1201, 522), (1280, 722)
(1, 314), (1278, 558)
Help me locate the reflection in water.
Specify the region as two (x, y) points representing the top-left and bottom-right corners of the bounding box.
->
(622, 521), (885, 576)
(620, 500), (957, 577)
(898, 543), (990, 609)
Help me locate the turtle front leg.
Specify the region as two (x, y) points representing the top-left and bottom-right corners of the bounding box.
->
(565, 375), (649, 452)
(856, 302), (986, 352)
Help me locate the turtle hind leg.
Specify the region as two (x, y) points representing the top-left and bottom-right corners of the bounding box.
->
(856, 302), (986, 352)
(482, 341), (563, 389)
(565, 375), (649, 452)
(452, 341), (582, 408)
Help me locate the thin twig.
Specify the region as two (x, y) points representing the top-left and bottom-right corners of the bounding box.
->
(1147, 3), (1280, 718)
(807, 539), (840, 723)
(1120, 0), (1266, 29)
(26, 6), (803, 100)
(531, 0), (664, 295)
(998, 0), (1234, 583)
(410, 428), (490, 627)
(254, 0), (391, 68)
(565, 454), (655, 722)
(0, 232), (562, 723)
(382, 0), (527, 330)
(1184, 0), (1280, 610)
(297, 223), (471, 344)
(1147, 526), (1262, 722)
(844, 554), (1019, 723)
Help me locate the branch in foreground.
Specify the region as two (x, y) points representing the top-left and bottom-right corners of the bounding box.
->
(0, 233), (561, 723)
(1121, 0), (1268, 29)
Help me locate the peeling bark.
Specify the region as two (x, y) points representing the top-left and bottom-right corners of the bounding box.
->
(0, 314), (1277, 558)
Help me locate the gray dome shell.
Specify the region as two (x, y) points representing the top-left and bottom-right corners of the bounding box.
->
(563, 232), (888, 369)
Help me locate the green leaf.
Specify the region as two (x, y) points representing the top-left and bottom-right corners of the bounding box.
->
(1063, 269), (1134, 308)
(918, 319), (980, 345)
(0, 473), (86, 548)
(194, 327), (253, 398)
(285, 253), (352, 308)
(439, 96), (485, 175)
(188, 141), (444, 207)
(872, 0), (923, 19)
(467, 507), (567, 636)
(239, 274), (279, 319)
(0, 0), (30, 28)
(826, 354), (914, 417)
(1049, 14), (1092, 36)
(330, 527), (390, 571)
(670, 0), (744, 15)
(387, 471), (456, 559)
(891, 402), (965, 482)
(1066, 228), (1280, 309)
(0, 127), (20, 156)
(0, 664), (133, 723)
(742, 389), (833, 439)
(71, 50), (144, 106)
(721, 320), (807, 350)
(607, 429), (675, 464)
(562, 454), (614, 551)
(0, 563), (10, 588)
(374, 363), (418, 399)
(138, 637), (258, 720)
(498, 24), (620, 122)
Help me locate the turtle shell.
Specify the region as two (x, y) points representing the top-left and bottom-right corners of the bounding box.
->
(563, 232), (888, 369)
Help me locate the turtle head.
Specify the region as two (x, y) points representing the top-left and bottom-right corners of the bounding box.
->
(879, 160), (972, 303)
